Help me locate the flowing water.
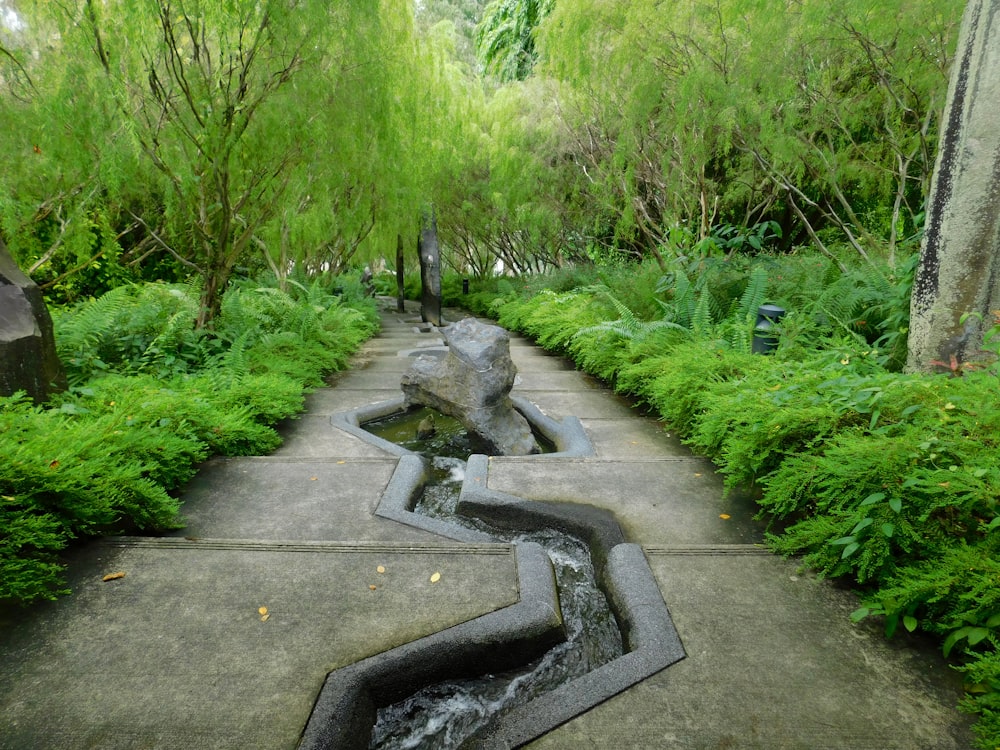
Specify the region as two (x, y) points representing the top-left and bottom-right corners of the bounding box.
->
(363, 410), (624, 750)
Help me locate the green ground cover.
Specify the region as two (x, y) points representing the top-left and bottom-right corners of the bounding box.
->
(444, 254), (1000, 747)
(1, 275), (378, 605)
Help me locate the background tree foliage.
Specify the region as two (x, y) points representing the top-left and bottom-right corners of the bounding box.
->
(534, 0), (961, 267)
(2, 0), (965, 292)
(1, 0), (475, 317)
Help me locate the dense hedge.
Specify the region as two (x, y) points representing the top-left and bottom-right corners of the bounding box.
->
(455, 257), (1000, 748)
(1, 276), (378, 605)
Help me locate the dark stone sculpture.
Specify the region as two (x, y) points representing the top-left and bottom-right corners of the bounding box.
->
(0, 238), (66, 401)
(418, 211), (442, 327)
(401, 318), (538, 456)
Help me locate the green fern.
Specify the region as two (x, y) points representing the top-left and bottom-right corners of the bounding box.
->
(577, 291), (689, 343)
(737, 265), (769, 321)
(691, 293), (713, 336)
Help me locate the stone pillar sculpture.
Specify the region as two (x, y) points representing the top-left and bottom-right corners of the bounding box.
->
(418, 210), (442, 327)
(907, 0), (1000, 371)
(396, 233), (406, 313)
(0, 237), (67, 401)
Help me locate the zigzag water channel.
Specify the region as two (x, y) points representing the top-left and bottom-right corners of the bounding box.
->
(300, 389), (686, 749)
(367, 408), (624, 748)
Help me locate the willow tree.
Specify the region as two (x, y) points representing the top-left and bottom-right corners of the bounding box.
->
(537, 0), (961, 266)
(250, 0), (428, 284)
(70, 0), (365, 326)
(476, 0), (553, 81)
(0, 2), (141, 303)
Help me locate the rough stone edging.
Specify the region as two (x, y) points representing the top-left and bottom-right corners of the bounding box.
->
(330, 394), (595, 460)
(298, 541), (564, 749)
(309, 404), (685, 748)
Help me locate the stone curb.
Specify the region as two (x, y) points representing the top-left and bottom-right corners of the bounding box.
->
(298, 542), (564, 749)
(467, 544), (686, 748)
(306, 406), (686, 747)
(330, 394), (595, 461)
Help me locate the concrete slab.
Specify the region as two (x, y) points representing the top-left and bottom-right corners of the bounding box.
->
(511, 371), (604, 392)
(579, 417), (691, 459)
(0, 538), (517, 750)
(363, 337), (447, 352)
(528, 550), (974, 749)
(485, 457), (765, 546)
(325, 369), (422, 391)
(509, 350), (578, 373)
(302, 389), (404, 415)
(273, 415), (398, 458)
(172, 456), (442, 543)
(513, 389), (638, 420)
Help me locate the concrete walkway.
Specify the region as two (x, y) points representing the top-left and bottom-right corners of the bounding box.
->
(0, 299), (975, 749)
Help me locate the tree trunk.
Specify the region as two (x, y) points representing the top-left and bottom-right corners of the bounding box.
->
(907, 0), (1000, 372)
(418, 211), (442, 326)
(196, 261), (232, 329)
(396, 233), (405, 313)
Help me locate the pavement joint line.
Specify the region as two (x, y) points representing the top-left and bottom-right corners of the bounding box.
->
(99, 537), (513, 555)
(201, 455), (398, 464)
(642, 544), (773, 556)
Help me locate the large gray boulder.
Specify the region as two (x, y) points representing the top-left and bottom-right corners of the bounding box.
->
(401, 318), (538, 456)
(0, 238), (66, 402)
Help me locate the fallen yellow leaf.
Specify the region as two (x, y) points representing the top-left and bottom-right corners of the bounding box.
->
(101, 572), (126, 582)
(694, 473), (703, 477)
(369, 584), (377, 591)
(376, 565), (386, 574)
(719, 514), (731, 520)
(260, 613), (270, 622)
(258, 606), (268, 616)
(430, 572), (441, 583)
(310, 476), (318, 481)
(337, 460), (346, 465)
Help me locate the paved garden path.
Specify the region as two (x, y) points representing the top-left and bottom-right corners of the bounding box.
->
(0, 299), (975, 749)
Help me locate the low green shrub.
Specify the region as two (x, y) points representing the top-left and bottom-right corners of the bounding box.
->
(459, 252), (1000, 746)
(1, 276), (378, 605)
(616, 342), (767, 434)
(0, 392), (184, 602)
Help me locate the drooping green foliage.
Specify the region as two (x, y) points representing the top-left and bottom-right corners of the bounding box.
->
(528, 0), (960, 265)
(475, 0), (552, 81)
(2, 0), (473, 314)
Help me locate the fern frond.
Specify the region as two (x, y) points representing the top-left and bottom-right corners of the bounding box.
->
(692, 293), (713, 336)
(738, 266), (769, 322)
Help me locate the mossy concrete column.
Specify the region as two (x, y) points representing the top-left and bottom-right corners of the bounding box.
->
(0, 238), (66, 402)
(907, 0), (1000, 371)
